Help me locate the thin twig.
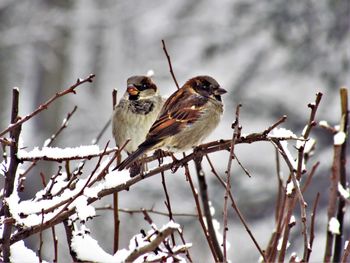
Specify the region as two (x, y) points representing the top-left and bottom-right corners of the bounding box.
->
(51, 226), (58, 262)
(194, 155), (223, 261)
(334, 88), (348, 262)
(306, 192), (320, 262)
(112, 88), (119, 254)
(38, 209), (45, 263)
(63, 220), (78, 261)
(301, 162), (320, 193)
(0, 74), (95, 138)
(161, 170), (176, 246)
(341, 240), (350, 263)
(324, 144), (342, 262)
(96, 207), (197, 217)
(183, 155), (219, 262)
(161, 39), (180, 90)
(205, 154), (267, 261)
(223, 104), (241, 261)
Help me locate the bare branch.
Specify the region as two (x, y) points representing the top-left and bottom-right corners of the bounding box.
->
(0, 74), (95, 137)
(161, 39), (180, 90)
(334, 87), (348, 262)
(2, 88), (21, 261)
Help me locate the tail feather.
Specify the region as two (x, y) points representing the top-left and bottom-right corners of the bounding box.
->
(116, 146), (148, 171)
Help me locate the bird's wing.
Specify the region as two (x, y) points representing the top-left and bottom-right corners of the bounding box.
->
(141, 87), (208, 147)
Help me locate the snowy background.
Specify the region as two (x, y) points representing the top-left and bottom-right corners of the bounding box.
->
(0, 0), (349, 262)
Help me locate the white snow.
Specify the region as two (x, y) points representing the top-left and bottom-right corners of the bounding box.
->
(70, 220), (187, 262)
(268, 128), (297, 138)
(329, 217), (340, 235)
(277, 237), (290, 251)
(334, 131), (346, 145)
(290, 215), (296, 225)
(7, 157), (131, 227)
(338, 183), (350, 199)
(10, 240), (49, 263)
(319, 120), (330, 128)
(71, 230), (118, 262)
(72, 195), (96, 222)
(286, 180), (299, 195)
(17, 145), (101, 159)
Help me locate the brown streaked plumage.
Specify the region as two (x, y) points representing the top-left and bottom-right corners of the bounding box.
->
(116, 75), (227, 171)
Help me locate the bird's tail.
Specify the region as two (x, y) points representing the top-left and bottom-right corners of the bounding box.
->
(116, 145), (150, 171)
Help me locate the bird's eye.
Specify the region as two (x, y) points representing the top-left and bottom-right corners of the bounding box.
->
(138, 84), (148, 91)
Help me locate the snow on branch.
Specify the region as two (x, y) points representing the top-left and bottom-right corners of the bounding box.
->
(17, 145), (118, 161)
(71, 221), (191, 262)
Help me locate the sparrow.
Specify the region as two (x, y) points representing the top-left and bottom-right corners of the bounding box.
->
(112, 75), (164, 154)
(116, 75), (227, 171)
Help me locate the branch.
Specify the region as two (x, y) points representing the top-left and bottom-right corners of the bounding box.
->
(194, 156), (223, 261)
(161, 39), (180, 90)
(18, 146), (118, 162)
(125, 223), (181, 262)
(183, 156), (219, 262)
(2, 88), (21, 262)
(18, 106), (78, 191)
(0, 74), (95, 137)
(5, 118), (295, 248)
(334, 87), (348, 262)
(223, 104), (241, 261)
(205, 154), (267, 261)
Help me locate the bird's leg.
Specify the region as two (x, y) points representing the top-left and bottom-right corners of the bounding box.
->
(170, 153), (182, 173)
(154, 149), (168, 165)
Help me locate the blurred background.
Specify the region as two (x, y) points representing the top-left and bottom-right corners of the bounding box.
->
(0, 0), (349, 261)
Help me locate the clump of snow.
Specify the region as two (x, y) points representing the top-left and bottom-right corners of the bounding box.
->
(10, 240), (49, 263)
(319, 120), (329, 127)
(338, 183), (350, 199)
(17, 145), (100, 159)
(268, 128), (297, 138)
(290, 215), (296, 225)
(71, 195), (96, 222)
(334, 131), (346, 146)
(289, 252), (300, 262)
(71, 230), (117, 262)
(209, 201), (215, 216)
(70, 220), (187, 262)
(277, 237), (290, 251)
(329, 217), (340, 235)
(286, 181), (299, 195)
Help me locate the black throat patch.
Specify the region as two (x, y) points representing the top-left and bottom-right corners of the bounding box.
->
(129, 99), (155, 115)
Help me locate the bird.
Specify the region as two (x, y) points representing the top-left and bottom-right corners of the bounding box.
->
(112, 75), (164, 154)
(116, 75), (227, 171)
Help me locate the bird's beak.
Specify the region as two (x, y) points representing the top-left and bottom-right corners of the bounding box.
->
(215, 87), (227, 95)
(127, 85), (139, 96)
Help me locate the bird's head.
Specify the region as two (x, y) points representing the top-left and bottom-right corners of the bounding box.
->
(126, 76), (158, 101)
